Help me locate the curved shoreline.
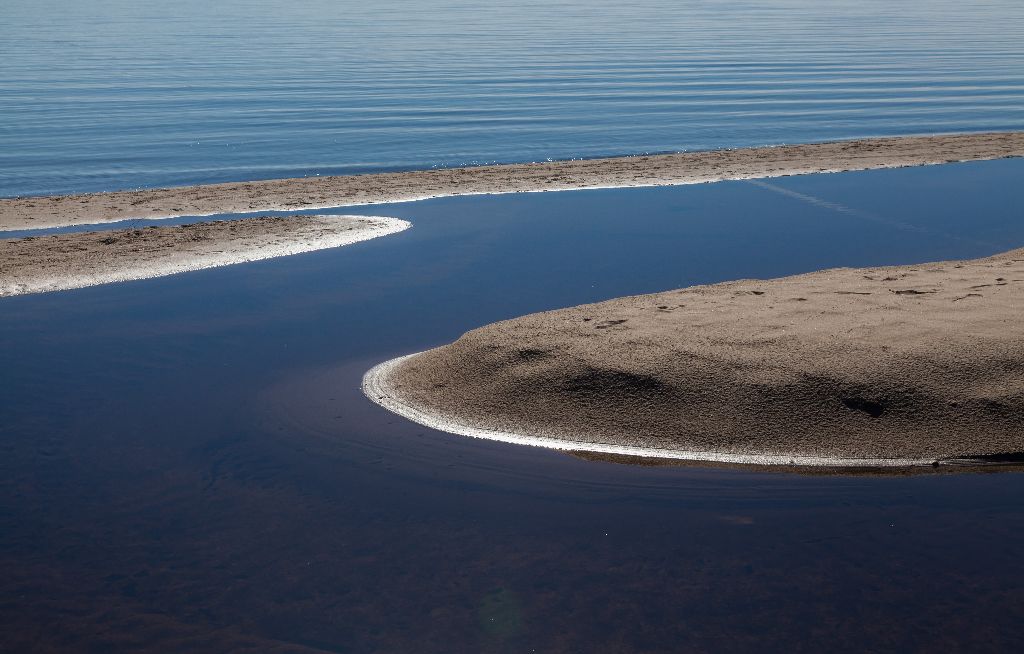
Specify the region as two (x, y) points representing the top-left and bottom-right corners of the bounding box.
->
(362, 247), (1024, 471)
(0, 214), (410, 297)
(3, 131), (1023, 231)
(362, 353), (946, 469)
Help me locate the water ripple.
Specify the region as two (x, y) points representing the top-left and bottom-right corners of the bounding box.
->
(2, 0), (1023, 196)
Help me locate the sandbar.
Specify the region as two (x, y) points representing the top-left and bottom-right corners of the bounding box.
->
(0, 215), (409, 297)
(2, 131), (1023, 231)
(364, 248), (1024, 469)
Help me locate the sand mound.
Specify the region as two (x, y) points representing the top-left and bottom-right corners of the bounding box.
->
(365, 248), (1024, 468)
(0, 214), (409, 297)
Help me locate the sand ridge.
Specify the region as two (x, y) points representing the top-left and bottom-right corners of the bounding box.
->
(364, 248), (1024, 468)
(0, 214), (409, 297)
(2, 132), (1023, 231)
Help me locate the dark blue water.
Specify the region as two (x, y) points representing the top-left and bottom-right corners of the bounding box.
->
(3, 0), (1024, 197)
(2, 161), (1023, 651)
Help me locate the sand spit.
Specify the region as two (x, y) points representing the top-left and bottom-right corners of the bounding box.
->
(3, 132), (1023, 231)
(364, 249), (1024, 469)
(0, 215), (409, 297)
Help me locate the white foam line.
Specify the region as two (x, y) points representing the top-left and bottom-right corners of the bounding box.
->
(2, 215), (410, 297)
(361, 351), (944, 469)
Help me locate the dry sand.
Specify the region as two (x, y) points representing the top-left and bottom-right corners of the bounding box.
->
(0, 214), (409, 297)
(3, 132), (1022, 231)
(364, 248), (1024, 469)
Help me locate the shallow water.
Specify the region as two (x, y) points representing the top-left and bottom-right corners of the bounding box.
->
(2, 161), (1024, 651)
(3, 0), (1024, 197)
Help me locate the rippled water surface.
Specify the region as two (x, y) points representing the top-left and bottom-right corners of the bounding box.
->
(3, 0), (1024, 196)
(4, 2), (1024, 650)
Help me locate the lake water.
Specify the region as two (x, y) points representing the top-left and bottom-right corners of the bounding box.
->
(2, 160), (1024, 651)
(3, 0), (1024, 197)
(4, 1), (1024, 649)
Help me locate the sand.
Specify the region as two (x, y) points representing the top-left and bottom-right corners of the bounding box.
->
(2, 132), (1022, 231)
(0, 215), (409, 297)
(364, 248), (1024, 469)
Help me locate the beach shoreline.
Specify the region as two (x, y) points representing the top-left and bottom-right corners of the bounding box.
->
(364, 247), (1024, 470)
(0, 215), (409, 297)
(3, 131), (1023, 231)
(362, 353), (945, 469)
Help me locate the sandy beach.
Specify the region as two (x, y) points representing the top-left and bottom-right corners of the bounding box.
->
(2, 131), (1022, 231)
(365, 247), (1024, 469)
(0, 215), (409, 297)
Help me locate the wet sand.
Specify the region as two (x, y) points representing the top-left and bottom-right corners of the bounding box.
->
(365, 248), (1024, 468)
(3, 131), (1023, 230)
(0, 215), (409, 297)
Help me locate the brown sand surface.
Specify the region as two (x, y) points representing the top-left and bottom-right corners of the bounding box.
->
(0, 214), (409, 297)
(365, 249), (1024, 467)
(3, 131), (1022, 231)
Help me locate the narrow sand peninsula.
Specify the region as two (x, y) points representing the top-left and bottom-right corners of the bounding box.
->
(364, 249), (1024, 468)
(3, 132), (1023, 230)
(0, 215), (409, 297)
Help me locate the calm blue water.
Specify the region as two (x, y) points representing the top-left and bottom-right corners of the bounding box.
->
(4, 2), (1024, 649)
(3, 0), (1024, 197)
(2, 161), (1023, 650)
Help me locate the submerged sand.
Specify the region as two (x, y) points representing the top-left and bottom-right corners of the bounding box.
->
(3, 132), (1023, 231)
(0, 215), (409, 297)
(365, 248), (1024, 468)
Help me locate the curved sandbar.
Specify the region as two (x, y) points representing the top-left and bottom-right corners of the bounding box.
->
(0, 215), (409, 297)
(3, 132), (1023, 231)
(364, 248), (1024, 469)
